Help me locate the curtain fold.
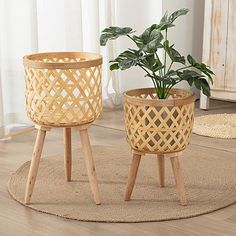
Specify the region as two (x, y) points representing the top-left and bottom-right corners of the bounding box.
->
(0, 0), (33, 139)
(0, 79), (4, 137)
(99, 0), (122, 109)
(0, 0), (162, 138)
(0, 0), (122, 138)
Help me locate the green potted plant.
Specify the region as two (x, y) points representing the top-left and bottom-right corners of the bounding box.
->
(100, 9), (213, 154)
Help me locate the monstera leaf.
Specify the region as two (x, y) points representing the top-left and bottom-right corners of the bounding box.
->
(132, 26), (163, 53)
(100, 26), (134, 46)
(158, 12), (175, 30)
(187, 55), (214, 83)
(110, 49), (143, 71)
(159, 8), (189, 30)
(140, 54), (164, 72)
(141, 29), (163, 53)
(169, 8), (189, 23)
(177, 69), (211, 96)
(164, 40), (185, 64)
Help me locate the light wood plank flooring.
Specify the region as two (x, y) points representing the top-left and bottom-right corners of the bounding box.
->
(0, 100), (236, 236)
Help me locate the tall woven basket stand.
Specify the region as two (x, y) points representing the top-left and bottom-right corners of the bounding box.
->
(23, 52), (102, 205)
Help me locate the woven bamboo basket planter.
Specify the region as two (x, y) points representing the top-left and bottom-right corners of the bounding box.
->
(22, 52), (103, 205)
(23, 52), (102, 127)
(124, 88), (195, 154)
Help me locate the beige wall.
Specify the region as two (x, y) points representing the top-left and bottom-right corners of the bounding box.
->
(163, 0), (205, 95)
(117, 0), (163, 92)
(163, 0), (204, 62)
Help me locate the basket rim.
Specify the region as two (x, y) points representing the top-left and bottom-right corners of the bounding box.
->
(23, 51), (102, 69)
(124, 88), (195, 106)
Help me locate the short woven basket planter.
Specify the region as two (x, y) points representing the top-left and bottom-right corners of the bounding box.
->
(124, 88), (195, 154)
(123, 88), (195, 206)
(22, 52), (103, 205)
(23, 52), (102, 127)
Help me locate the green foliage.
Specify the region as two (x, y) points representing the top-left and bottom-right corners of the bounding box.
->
(100, 27), (134, 46)
(110, 49), (143, 70)
(164, 40), (185, 64)
(100, 8), (214, 99)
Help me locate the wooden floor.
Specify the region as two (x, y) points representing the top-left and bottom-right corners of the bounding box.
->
(0, 99), (236, 236)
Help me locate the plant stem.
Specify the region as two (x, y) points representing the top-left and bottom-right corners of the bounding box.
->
(164, 78), (181, 99)
(138, 64), (159, 89)
(163, 29), (168, 75)
(167, 61), (173, 74)
(127, 35), (137, 44)
(143, 51), (159, 79)
(176, 65), (192, 72)
(138, 64), (152, 77)
(151, 77), (159, 93)
(155, 52), (163, 77)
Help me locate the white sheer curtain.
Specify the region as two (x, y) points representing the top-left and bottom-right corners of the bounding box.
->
(0, 0), (162, 138)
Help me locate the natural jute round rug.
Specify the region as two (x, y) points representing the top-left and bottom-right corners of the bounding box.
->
(193, 114), (236, 139)
(8, 144), (236, 222)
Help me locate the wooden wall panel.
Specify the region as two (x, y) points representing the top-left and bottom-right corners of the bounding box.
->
(224, 0), (236, 91)
(209, 0), (229, 90)
(200, 0), (236, 108)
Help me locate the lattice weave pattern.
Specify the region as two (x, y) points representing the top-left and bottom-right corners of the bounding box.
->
(124, 88), (195, 154)
(23, 52), (102, 127)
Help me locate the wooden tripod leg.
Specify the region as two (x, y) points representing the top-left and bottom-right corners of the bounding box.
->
(157, 154), (165, 187)
(79, 128), (101, 205)
(64, 128), (72, 181)
(170, 155), (187, 206)
(24, 129), (46, 204)
(124, 153), (141, 201)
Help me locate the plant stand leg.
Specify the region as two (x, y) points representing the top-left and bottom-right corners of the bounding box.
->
(24, 127), (47, 204)
(64, 128), (72, 181)
(170, 155), (187, 206)
(157, 154), (165, 187)
(124, 153), (141, 201)
(79, 128), (101, 205)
